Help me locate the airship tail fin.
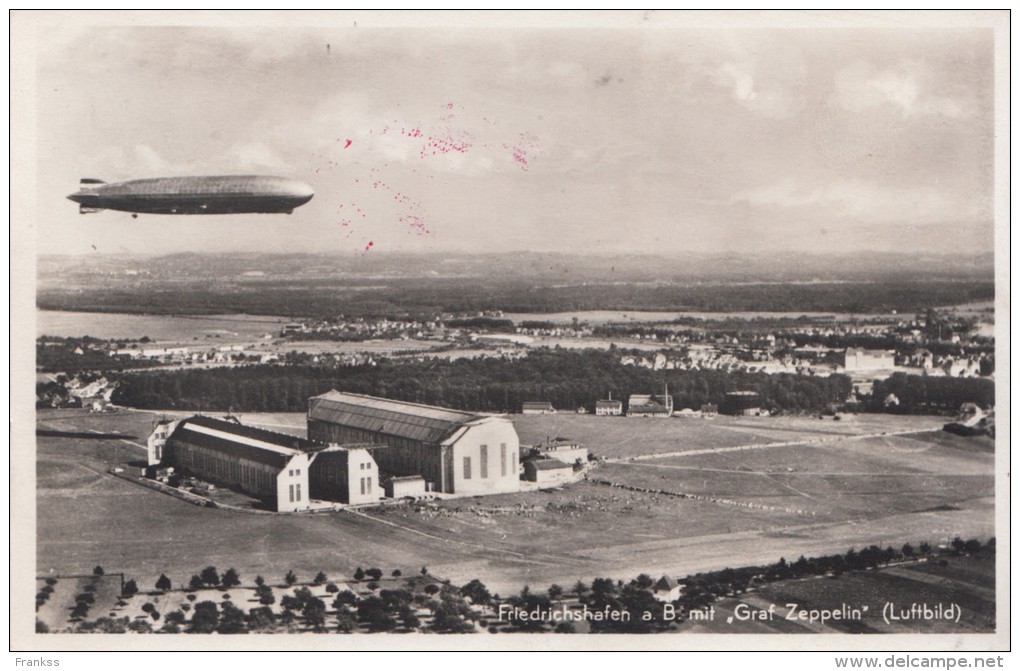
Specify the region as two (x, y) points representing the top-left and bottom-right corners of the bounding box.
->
(79, 204), (104, 214)
(80, 178), (106, 186)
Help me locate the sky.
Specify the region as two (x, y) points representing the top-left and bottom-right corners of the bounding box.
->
(27, 13), (999, 257)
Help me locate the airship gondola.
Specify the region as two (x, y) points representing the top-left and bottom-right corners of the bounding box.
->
(67, 175), (314, 216)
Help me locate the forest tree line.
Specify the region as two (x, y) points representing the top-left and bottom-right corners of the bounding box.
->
(109, 349), (859, 413)
(871, 373), (995, 413)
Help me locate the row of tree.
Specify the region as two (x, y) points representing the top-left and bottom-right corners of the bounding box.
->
(110, 349), (854, 414)
(104, 563), (409, 599)
(871, 374), (995, 413)
(54, 538), (992, 635)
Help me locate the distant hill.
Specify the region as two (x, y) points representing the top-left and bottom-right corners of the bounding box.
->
(36, 251), (994, 319)
(38, 250), (993, 285)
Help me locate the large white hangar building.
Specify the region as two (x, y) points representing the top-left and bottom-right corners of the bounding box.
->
(147, 415), (313, 512)
(307, 391), (522, 496)
(147, 415), (382, 511)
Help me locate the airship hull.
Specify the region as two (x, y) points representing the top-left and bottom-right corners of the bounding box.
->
(67, 175), (314, 215)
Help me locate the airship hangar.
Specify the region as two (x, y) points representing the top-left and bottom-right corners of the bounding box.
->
(67, 175), (314, 217)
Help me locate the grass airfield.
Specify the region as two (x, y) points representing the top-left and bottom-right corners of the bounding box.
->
(35, 409), (994, 598)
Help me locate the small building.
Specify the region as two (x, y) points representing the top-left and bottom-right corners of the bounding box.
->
(627, 393), (674, 417)
(652, 575), (683, 602)
(537, 441), (587, 466)
(852, 381), (874, 399)
(721, 391), (761, 416)
(523, 458), (573, 485)
(385, 475), (428, 499)
(147, 419), (176, 466)
(115, 348), (143, 359)
(522, 401), (556, 415)
(955, 403), (987, 428)
(150, 465), (175, 484)
(595, 398), (623, 416)
(86, 398), (111, 413)
(842, 348), (895, 371)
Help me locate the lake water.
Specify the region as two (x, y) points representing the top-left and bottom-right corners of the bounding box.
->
(36, 310), (290, 341)
(501, 309), (897, 324)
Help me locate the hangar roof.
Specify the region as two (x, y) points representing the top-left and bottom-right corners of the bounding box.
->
(308, 391), (487, 445)
(170, 415), (312, 469)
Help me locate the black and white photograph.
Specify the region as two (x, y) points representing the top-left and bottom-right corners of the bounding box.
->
(10, 9), (1009, 658)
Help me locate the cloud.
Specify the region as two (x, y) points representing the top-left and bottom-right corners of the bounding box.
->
(132, 144), (181, 174)
(734, 177), (981, 225)
(84, 141), (295, 178)
(833, 60), (971, 118)
(720, 63), (756, 101)
(86, 144), (194, 179)
(685, 37), (808, 120)
(224, 141), (294, 172)
(212, 28), (330, 65)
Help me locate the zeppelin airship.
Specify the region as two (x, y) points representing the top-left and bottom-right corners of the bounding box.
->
(67, 175), (314, 217)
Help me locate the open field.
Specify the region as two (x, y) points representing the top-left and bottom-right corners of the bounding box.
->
(280, 339), (447, 355)
(529, 336), (665, 351)
(514, 413), (947, 460)
(36, 409), (995, 598)
(35, 574), (124, 632)
(597, 431), (994, 519)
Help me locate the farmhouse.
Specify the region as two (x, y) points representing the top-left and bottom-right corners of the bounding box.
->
(652, 576), (683, 602)
(595, 397), (623, 416)
(308, 391), (521, 496)
(523, 458), (574, 485)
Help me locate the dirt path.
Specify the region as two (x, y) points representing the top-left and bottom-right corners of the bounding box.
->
(605, 427), (942, 463)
